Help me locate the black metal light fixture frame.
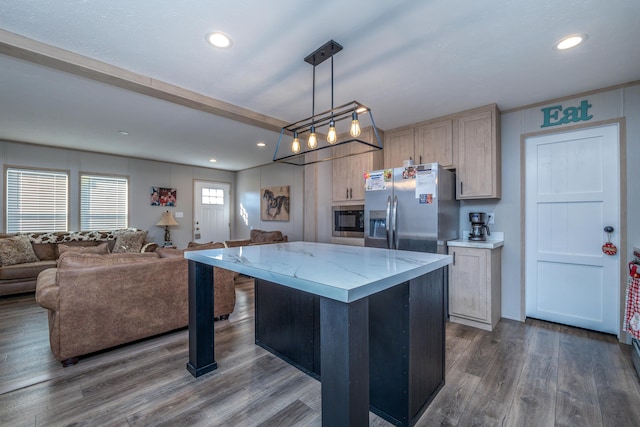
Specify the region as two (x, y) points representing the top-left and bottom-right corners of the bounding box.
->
(273, 40), (383, 166)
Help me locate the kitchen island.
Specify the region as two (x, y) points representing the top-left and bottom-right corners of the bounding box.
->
(184, 241), (451, 427)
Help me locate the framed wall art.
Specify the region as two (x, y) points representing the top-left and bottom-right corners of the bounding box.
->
(261, 186), (290, 221)
(150, 187), (177, 207)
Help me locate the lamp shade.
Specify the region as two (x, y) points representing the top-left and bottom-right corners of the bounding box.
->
(156, 211), (178, 226)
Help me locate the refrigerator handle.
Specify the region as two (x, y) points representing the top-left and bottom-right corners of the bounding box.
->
(386, 196), (392, 249)
(392, 195), (399, 250)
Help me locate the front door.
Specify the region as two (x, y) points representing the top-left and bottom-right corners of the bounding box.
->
(525, 124), (620, 334)
(193, 181), (230, 244)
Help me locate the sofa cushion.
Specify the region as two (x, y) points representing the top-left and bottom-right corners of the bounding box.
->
(112, 230), (148, 253)
(57, 252), (159, 269)
(0, 235), (40, 266)
(58, 241), (110, 256)
(32, 243), (57, 261)
(186, 242), (225, 251)
(156, 242), (224, 259)
(156, 247), (184, 258)
(250, 229), (286, 243)
(0, 260), (57, 280)
(187, 241), (213, 248)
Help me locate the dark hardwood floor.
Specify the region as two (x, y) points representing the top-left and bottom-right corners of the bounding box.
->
(1, 277), (639, 426)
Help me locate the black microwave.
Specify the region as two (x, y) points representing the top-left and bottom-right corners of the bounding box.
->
(332, 205), (365, 238)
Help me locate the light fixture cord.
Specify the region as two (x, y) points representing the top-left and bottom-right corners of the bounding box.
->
(331, 55), (334, 113)
(312, 65), (315, 121)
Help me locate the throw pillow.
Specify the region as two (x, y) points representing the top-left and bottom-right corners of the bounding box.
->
(58, 241), (110, 256)
(0, 235), (39, 266)
(112, 230), (148, 253)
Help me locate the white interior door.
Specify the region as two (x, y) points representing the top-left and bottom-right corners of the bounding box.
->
(193, 181), (230, 244)
(525, 125), (620, 334)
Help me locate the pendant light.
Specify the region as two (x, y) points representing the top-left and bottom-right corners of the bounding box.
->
(308, 66), (318, 149)
(327, 54), (337, 145)
(350, 111), (361, 137)
(273, 40), (383, 166)
(291, 131), (301, 154)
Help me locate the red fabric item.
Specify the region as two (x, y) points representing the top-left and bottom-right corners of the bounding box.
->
(624, 276), (640, 339)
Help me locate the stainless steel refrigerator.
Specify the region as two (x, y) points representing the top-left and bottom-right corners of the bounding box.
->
(364, 163), (459, 254)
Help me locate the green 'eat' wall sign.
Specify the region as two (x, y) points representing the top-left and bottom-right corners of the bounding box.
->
(541, 100), (593, 128)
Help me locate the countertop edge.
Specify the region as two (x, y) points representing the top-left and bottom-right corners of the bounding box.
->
(185, 247), (452, 303)
(447, 239), (504, 249)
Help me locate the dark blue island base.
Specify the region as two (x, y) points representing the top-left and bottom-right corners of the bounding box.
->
(254, 268), (445, 427)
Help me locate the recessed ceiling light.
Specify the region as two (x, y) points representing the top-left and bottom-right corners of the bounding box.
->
(207, 32), (232, 48)
(257, 142), (266, 147)
(555, 34), (586, 50)
(209, 158), (217, 163)
(118, 130), (129, 136)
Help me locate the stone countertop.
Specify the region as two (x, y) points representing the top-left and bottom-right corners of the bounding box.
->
(184, 241), (452, 303)
(447, 231), (505, 249)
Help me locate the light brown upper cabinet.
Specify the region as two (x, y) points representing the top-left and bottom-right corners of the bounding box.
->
(380, 103), (501, 199)
(456, 104), (501, 199)
(415, 119), (453, 168)
(383, 119), (454, 169)
(332, 127), (384, 203)
(383, 128), (414, 169)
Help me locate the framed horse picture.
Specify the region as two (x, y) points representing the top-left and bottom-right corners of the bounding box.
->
(261, 186), (290, 221)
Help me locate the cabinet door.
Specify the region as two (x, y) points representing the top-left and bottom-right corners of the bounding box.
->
(332, 128), (383, 202)
(383, 128), (414, 168)
(415, 120), (453, 167)
(448, 247), (489, 322)
(332, 146), (352, 202)
(456, 108), (500, 199)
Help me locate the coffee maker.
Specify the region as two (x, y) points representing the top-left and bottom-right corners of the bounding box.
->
(469, 212), (490, 241)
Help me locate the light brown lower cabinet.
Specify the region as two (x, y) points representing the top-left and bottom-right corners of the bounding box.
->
(448, 246), (502, 331)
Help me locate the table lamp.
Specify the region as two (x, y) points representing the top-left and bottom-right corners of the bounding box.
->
(156, 210), (178, 246)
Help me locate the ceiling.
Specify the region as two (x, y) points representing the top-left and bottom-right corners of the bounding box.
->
(1, 1), (639, 171)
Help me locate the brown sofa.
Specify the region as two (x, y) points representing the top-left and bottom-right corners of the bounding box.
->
(35, 243), (235, 366)
(0, 229), (156, 296)
(225, 229), (288, 247)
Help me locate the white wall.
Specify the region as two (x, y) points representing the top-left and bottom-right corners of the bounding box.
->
(0, 140), (236, 249)
(234, 162), (304, 242)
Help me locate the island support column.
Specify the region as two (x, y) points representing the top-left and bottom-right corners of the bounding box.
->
(320, 297), (369, 427)
(186, 260), (217, 377)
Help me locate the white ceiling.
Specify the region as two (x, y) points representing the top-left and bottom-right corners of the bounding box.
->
(1, 0), (639, 171)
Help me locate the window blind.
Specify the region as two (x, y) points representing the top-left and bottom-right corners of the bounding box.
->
(80, 174), (128, 231)
(6, 168), (69, 233)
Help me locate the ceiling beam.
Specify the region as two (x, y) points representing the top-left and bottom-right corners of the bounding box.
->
(0, 29), (287, 133)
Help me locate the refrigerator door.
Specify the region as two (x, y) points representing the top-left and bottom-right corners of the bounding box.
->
(364, 169), (393, 249)
(393, 164), (439, 253)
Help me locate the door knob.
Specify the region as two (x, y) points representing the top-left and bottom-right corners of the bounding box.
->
(603, 226), (614, 233)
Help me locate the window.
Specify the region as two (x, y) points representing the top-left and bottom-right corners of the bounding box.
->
(6, 167), (69, 233)
(202, 187), (224, 205)
(80, 174), (128, 231)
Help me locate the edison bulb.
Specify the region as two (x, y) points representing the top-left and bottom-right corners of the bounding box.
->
(308, 126), (317, 149)
(292, 132), (301, 154)
(327, 120), (337, 144)
(349, 112), (361, 137)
